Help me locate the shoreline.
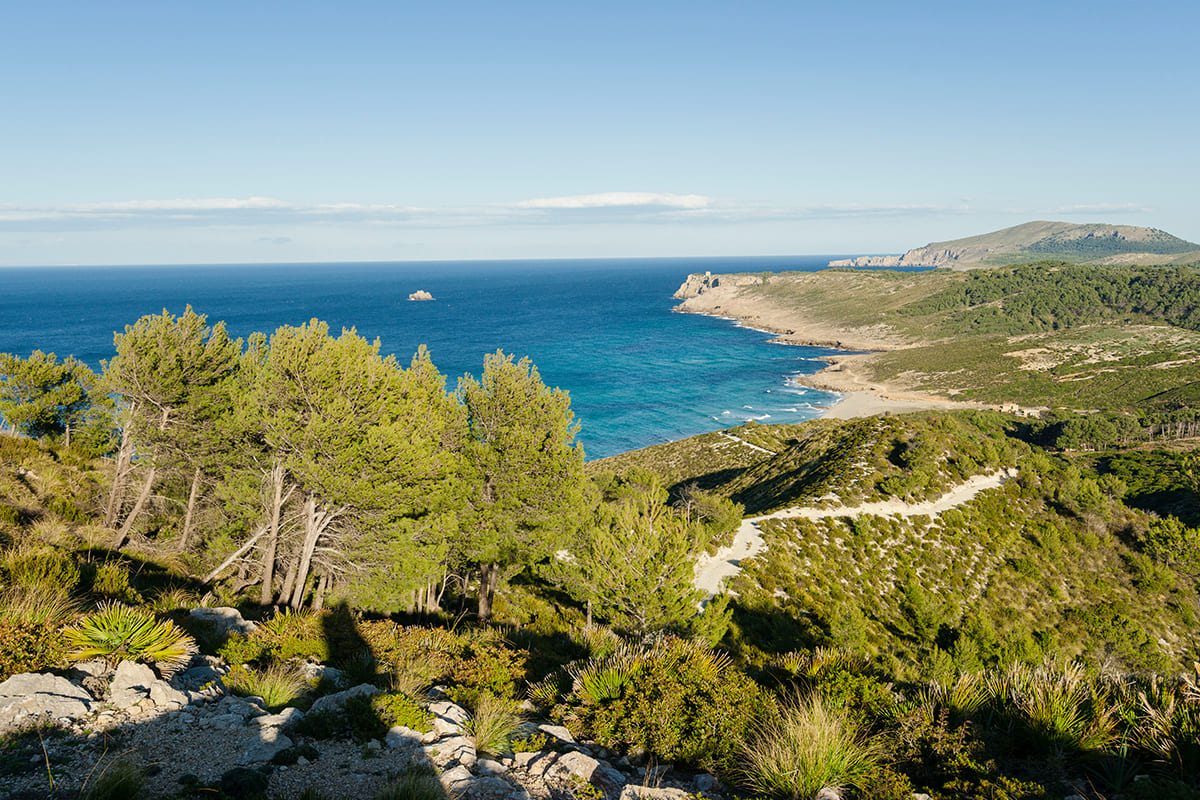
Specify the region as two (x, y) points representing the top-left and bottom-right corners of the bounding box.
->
(674, 288), (990, 421)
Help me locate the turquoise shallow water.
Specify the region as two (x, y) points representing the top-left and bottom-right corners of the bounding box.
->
(0, 256), (864, 458)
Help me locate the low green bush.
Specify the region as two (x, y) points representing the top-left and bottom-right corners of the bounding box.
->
(372, 691), (431, 733)
(0, 620), (68, 680)
(1, 544), (80, 592)
(568, 638), (768, 770)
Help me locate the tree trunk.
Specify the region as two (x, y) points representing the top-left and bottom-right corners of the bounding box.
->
(477, 561), (500, 623)
(290, 497), (337, 610)
(259, 465), (287, 606)
(105, 410), (137, 527)
(202, 525), (267, 584)
(313, 572), (328, 611)
(178, 467), (203, 551)
(278, 550), (300, 607)
(111, 465), (155, 550)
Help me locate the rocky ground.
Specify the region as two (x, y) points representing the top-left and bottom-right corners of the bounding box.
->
(0, 609), (725, 800)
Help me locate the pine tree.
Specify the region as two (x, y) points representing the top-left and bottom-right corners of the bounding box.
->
(457, 350), (588, 622)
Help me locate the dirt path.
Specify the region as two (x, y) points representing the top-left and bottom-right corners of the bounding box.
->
(692, 468), (1017, 596)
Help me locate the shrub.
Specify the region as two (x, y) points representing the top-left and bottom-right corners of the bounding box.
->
(996, 662), (1117, 753)
(739, 692), (884, 800)
(225, 663), (309, 712)
(373, 691), (431, 732)
(570, 638), (768, 770)
(0, 619), (68, 680)
(465, 692), (524, 756)
(88, 561), (143, 604)
(1, 543), (80, 592)
(64, 602), (197, 677)
(0, 583), (79, 627)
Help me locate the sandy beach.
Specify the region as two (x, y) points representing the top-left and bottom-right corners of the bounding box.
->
(673, 272), (991, 420)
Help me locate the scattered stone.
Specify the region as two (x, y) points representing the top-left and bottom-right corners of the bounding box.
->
(514, 750), (558, 777)
(693, 773), (722, 795)
(109, 660), (157, 709)
(150, 680), (189, 710)
(190, 606), (258, 636)
(815, 788), (842, 800)
(551, 751), (626, 797)
(476, 757), (508, 776)
(430, 700), (470, 737)
(253, 707), (304, 732)
(442, 764), (475, 793)
(621, 787), (689, 800)
(385, 725), (424, 749)
(307, 683), (380, 716)
(240, 728), (294, 764)
(0, 672), (94, 727)
(537, 723), (575, 743)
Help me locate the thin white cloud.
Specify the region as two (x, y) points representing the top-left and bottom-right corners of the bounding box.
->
(70, 196), (293, 212)
(0, 193), (986, 234)
(513, 192), (713, 210)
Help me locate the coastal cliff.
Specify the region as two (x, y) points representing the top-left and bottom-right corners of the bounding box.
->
(672, 271), (912, 352)
(828, 220), (1200, 269)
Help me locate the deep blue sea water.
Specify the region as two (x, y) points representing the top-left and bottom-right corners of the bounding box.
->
(1, 256), (865, 459)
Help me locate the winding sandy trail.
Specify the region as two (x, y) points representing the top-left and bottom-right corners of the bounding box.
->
(692, 468), (1017, 597)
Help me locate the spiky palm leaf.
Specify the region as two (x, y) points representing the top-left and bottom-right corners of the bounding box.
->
(64, 601), (197, 677)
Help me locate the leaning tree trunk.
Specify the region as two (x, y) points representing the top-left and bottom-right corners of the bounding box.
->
(289, 497), (338, 610)
(259, 465), (289, 606)
(104, 409), (137, 527)
(111, 465), (155, 550)
(178, 467), (203, 552)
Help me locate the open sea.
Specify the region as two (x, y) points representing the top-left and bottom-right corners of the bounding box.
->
(0, 256), (869, 459)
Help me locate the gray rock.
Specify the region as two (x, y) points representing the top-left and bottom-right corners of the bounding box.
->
(693, 774), (722, 795)
(252, 706), (304, 731)
(621, 788), (689, 800)
(0, 673), (93, 726)
(514, 750), (558, 777)
(441, 765), (475, 793)
(239, 729), (293, 763)
(430, 699), (470, 737)
(190, 606), (257, 636)
(438, 734), (476, 767)
(476, 757), (508, 776)
(466, 776), (513, 799)
(385, 725), (424, 749)
(174, 663), (227, 692)
(537, 723), (575, 743)
(307, 683), (379, 717)
(149, 680), (189, 710)
(552, 751), (626, 798)
(109, 661), (156, 709)
(815, 789), (842, 800)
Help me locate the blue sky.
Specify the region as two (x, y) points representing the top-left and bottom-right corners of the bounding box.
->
(2, 1), (1197, 265)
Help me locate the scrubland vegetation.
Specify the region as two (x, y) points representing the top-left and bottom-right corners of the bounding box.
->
(3, 296), (1200, 799)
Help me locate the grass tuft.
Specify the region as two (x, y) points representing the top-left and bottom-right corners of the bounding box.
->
(464, 692), (524, 757)
(740, 692), (883, 800)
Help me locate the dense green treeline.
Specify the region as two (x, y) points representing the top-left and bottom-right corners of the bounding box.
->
(0, 308), (738, 635)
(901, 262), (1200, 335)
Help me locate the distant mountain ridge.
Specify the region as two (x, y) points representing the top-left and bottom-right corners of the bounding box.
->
(829, 220), (1200, 269)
